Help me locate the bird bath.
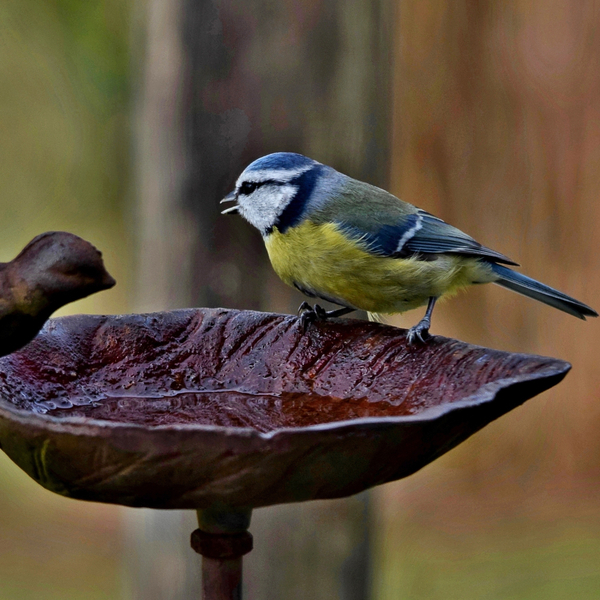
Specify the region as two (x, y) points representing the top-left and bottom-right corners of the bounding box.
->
(0, 308), (570, 599)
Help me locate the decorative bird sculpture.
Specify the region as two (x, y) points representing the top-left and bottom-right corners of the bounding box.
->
(0, 232), (115, 357)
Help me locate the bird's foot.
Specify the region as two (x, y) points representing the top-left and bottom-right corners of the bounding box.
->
(297, 301), (312, 316)
(407, 318), (431, 345)
(297, 302), (340, 331)
(298, 302), (320, 331)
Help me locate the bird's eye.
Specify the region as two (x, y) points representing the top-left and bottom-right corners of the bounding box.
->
(239, 181), (258, 195)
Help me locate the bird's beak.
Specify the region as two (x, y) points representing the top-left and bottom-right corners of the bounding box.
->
(101, 272), (117, 290)
(220, 191), (239, 215)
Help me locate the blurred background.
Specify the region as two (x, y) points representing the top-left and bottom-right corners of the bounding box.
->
(1, 0), (600, 598)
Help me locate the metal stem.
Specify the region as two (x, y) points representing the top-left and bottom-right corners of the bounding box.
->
(192, 507), (253, 600)
(201, 556), (244, 600)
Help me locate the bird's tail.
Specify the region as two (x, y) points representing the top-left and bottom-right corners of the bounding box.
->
(490, 263), (597, 320)
(367, 312), (385, 323)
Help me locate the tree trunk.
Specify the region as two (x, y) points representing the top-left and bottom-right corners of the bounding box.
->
(126, 1), (394, 598)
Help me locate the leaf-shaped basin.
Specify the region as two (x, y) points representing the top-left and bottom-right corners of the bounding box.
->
(0, 309), (569, 510)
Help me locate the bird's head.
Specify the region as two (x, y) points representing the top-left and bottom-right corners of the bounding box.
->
(13, 232), (116, 309)
(222, 152), (338, 236)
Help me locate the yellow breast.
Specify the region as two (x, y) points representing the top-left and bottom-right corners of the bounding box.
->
(264, 221), (494, 314)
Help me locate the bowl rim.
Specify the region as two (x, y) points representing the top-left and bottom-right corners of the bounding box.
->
(0, 309), (571, 439)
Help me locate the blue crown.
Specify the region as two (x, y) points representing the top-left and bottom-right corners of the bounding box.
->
(246, 152), (317, 172)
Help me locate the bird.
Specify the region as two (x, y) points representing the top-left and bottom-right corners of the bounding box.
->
(221, 152), (597, 343)
(0, 231), (116, 357)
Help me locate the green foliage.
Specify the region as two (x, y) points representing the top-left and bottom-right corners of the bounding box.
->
(376, 513), (600, 600)
(0, 3), (131, 597)
(0, 0), (131, 247)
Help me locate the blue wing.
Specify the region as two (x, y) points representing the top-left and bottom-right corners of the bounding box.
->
(307, 175), (517, 265)
(338, 209), (518, 265)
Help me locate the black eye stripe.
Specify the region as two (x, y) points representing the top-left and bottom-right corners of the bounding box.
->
(239, 181), (257, 195)
(238, 179), (280, 195)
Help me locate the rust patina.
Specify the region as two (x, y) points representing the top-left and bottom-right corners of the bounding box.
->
(0, 308), (569, 510)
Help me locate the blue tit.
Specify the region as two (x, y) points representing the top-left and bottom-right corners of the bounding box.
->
(222, 152), (597, 342)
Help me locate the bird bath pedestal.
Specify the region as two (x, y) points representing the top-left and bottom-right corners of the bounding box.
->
(0, 309), (570, 599)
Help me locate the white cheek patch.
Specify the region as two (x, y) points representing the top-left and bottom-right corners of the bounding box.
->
(238, 184), (298, 233)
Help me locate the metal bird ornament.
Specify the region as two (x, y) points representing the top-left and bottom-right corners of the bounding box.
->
(0, 232), (115, 357)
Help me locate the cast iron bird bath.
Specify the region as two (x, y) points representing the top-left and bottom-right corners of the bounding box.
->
(0, 308), (570, 599)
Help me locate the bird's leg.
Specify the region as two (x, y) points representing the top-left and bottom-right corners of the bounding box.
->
(407, 297), (437, 344)
(323, 306), (355, 319)
(298, 302), (354, 331)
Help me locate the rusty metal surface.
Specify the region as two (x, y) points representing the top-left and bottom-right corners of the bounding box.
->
(191, 530), (253, 559)
(0, 308), (569, 509)
(202, 557), (244, 600)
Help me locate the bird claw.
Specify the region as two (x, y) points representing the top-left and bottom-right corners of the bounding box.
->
(297, 303), (328, 332)
(299, 311), (317, 332)
(297, 301), (312, 316)
(407, 320), (431, 345)
(314, 304), (328, 319)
